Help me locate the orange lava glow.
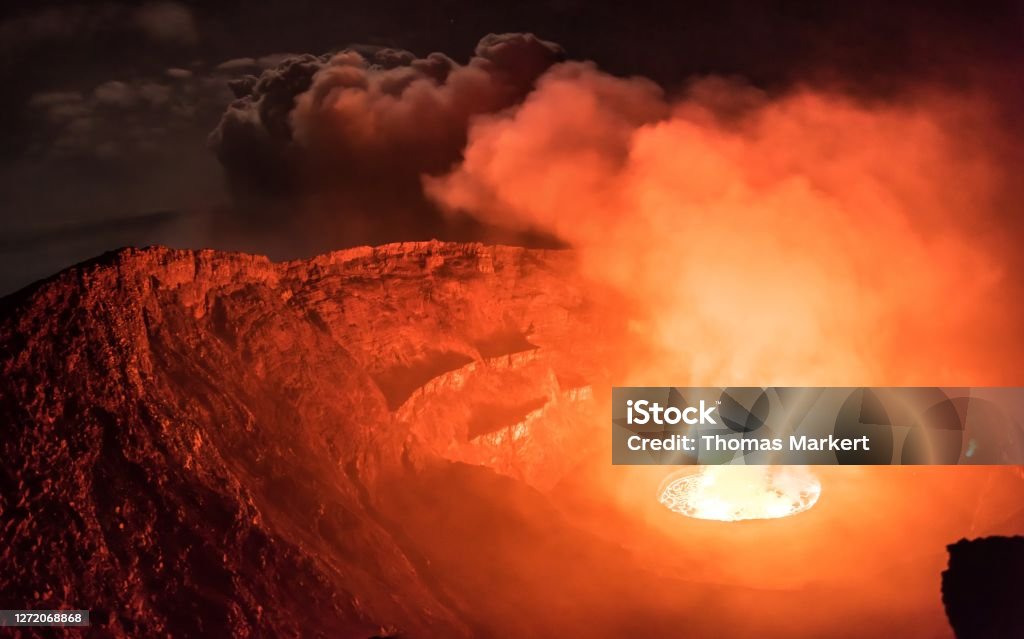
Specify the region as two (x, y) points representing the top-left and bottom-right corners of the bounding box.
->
(659, 466), (821, 521)
(424, 61), (1024, 635)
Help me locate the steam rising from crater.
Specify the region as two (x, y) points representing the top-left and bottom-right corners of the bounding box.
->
(426, 63), (1021, 386)
(422, 60), (1024, 523)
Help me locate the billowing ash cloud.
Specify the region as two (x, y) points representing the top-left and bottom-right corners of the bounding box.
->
(208, 33), (566, 254)
(205, 31), (1024, 387)
(425, 64), (1024, 386)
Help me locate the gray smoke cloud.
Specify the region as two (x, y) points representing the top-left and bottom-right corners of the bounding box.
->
(208, 33), (567, 255)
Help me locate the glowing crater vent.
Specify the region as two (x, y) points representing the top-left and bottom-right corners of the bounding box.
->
(659, 466), (821, 521)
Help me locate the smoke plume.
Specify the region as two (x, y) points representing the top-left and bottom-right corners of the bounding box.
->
(425, 62), (1022, 385)
(210, 33), (566, 255)
(208, 33), (1022, 384)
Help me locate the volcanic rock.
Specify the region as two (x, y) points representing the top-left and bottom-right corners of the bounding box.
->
(942, 535), (1024, 639)
(0, 242), (627, 637)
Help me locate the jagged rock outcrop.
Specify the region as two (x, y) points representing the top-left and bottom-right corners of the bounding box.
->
(0, 242), (627, 637)
(942, 536), (1024, 639)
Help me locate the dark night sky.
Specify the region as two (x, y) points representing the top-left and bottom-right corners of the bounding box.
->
(1, 0), (1022, 294)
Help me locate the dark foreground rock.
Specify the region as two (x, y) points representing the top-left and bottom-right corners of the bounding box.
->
(942, 535), (1024, 639)
(0, 243), (633, 637)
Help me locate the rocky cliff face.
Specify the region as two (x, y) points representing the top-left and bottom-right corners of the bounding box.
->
(0, 242), (630, 637)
